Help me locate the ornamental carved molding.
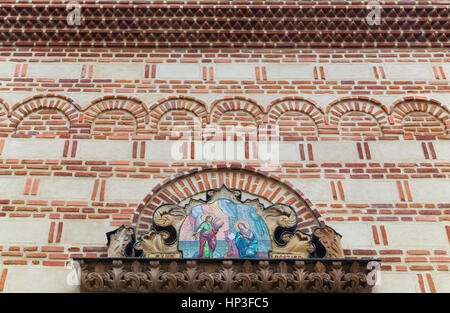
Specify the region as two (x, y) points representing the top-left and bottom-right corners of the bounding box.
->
(75, 258), (378, 293)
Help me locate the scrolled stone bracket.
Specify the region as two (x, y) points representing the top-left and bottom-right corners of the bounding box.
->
(74, 257), (380, 293)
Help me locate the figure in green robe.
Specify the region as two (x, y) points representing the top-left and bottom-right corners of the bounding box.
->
(193, 215), (222, 258)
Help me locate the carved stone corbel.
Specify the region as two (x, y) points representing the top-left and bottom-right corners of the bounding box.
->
(134, 204), (186, 257)
(106, 225), (139, 257)
(261, 204), (315, 258)
(313, 226), (345, 258)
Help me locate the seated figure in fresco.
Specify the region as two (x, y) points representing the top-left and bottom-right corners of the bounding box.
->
(193, 215), (223, 258)
(235, 221), (258, 258)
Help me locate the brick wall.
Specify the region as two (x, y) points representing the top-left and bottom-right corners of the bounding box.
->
(0, 47), (448, 293)
(402, 112), (447, 139)
(91, 110), (136, 137)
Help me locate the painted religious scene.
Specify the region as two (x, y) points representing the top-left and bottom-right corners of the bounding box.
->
(179, 199), (272, 258)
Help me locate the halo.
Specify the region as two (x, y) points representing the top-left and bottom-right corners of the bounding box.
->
(201, 215), (214, 222)
(234, 220), (250, 231)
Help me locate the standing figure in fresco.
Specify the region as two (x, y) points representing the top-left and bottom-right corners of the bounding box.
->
(234, 221), (258, 258)
(193, 215), (223, 258)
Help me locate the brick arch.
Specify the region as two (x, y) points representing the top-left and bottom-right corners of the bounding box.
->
(133, 166), (324, 236)
(10, 95), (79, 137)
(268, 97), (324, 140)
(0, 98), (10, 113)
(210, 97), (264, 125)
(327, 97), (389, 128)
(0, 98), (11, 130)
(391, 98), (449, 126)
(84, 96), (148, 135)
(391, 99), (449, 139)
(148, 96), (208, 132)
(268, 97), (324, 124)
(10, 93), (80, 112)
(326, 98), (389, 139)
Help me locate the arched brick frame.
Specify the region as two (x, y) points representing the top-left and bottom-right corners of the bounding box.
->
(391, 99), (449, 138)
(268, 97), (324, 125)
(10, 94), (80, 112)
(0, 98), (11, 132)
(327, 97), (389, 139)
(133, 166), (325, 236)
(148, 96), (208, 132)
(268, 97), (324, 139)
(84, 96), (148, 136)
(210, 97), (264, 125)
(10, 95), (80, 136)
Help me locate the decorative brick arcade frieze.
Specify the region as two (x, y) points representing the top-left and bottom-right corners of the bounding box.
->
(75, 257), (379, 293)
(0, 0), (448, 49)
(0, 95), (448, 140)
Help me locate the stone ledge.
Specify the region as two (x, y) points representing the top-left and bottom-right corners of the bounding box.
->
(74, 257), (380, 293)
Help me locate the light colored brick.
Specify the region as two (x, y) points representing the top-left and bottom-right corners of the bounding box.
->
(3, 267), (80, 293)
(3, 139), (64, 159)
(326, 221), (373, 248)
(38, 177), (94, 200)
(387, 223), (449, 249)
(343, 180), (400, 202)
(266, 64), (315, 80)
(215, 64), (254, 80)
(385, 63), (434, 80)
(325, 64), (373, 80)
(27, 63), (82, 79)
(94, 63), (144, 80)
(60, 220), (111, 245)
(0, 220), (49, 244)
(158, 63), (201, 80)
(372, 272), (421, 293)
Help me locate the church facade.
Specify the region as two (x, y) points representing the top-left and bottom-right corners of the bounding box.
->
(0, 1), (448, 293)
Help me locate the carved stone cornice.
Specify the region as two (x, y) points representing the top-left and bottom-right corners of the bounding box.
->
(74, 257), (380, 293)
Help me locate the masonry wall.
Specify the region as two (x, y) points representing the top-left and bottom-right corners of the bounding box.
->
(0, 47), (448, 293)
